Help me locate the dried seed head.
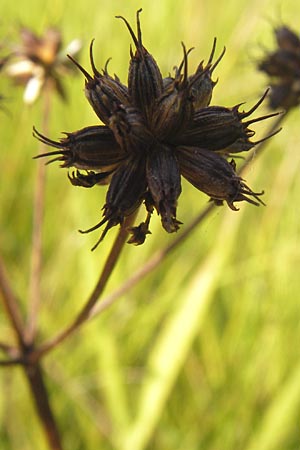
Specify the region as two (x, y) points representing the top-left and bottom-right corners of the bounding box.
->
(258, 24), (300, 110)
(36, 10), (278, 247)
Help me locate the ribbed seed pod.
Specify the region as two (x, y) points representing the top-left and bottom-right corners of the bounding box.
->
(146, 144), (182, 232)
(80, 155), (147, 249)
(177, 92), (280, 152)
(68, 42), (129, 125)
(117, 9), (163, 121)
(177, 146), (264, 210)
(152, 43), (196, 139)
(189, 38), (225, 109)
(108, 105), (154, 153)
(33, 125), (125, 170)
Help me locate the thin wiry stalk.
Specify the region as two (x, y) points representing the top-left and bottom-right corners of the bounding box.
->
(26, 87), (52, 345)
(0, 255), (26, 349)
(31, 211), (138, 361)
(30, 111), (286, 361)
(90, 203), (215, 319)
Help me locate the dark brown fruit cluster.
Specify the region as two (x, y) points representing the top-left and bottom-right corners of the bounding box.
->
(258, 25), (300, 110)
(35, 10), (278, 249)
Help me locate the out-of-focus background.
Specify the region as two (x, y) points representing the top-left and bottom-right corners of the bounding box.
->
(1, 0), (300, 449)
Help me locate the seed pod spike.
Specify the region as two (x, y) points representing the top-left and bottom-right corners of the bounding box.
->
(239, 188), (265, 206)
(90, 225), (111, 251)
(176, 47), (194, 78)
(136, 8), (143, 47)
(89, 39), (100, 77)
(207, 37), (217, 65)
(129, 44), (134, 59)
(181, 42), (189, 84)
(244, 110), (282, 126)
(67, 54), (93, 81)
(33, 126), (62, 149)
(240, 88), (270, 119)
(210, 45), (226, 73)
(251, 127), (282, 146)
(79, 215), (116, 251)
(90, 235), (105, 251)
(79, 216), (108, 234)
(33, 149), (64, 159)
(188, 63), (210, 91)
(116, 9), (143, 53)
(103, 57), (112, 75)
(45, 156), (66, 165)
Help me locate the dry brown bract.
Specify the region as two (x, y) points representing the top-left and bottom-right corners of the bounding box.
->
(34, 10), (279, 248)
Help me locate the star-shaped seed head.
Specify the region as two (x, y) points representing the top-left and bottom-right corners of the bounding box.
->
(34, 10), (280, 249)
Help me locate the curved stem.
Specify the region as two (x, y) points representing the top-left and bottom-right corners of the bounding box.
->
(90, 203), (215, 319)
(32, 211), (138, 361)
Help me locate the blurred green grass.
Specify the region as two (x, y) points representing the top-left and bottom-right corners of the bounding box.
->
(1, 0), (300, 449)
